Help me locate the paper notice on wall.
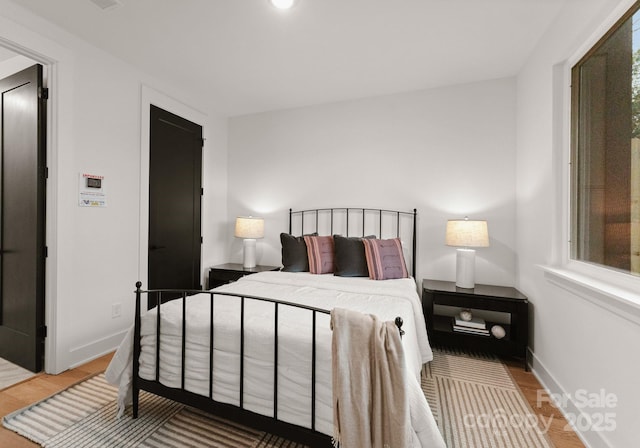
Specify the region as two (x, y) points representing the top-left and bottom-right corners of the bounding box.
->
(79, 173), (107, 207)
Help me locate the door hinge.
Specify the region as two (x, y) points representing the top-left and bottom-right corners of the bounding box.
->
(40, 87), (49, 100)
(201, 188), (204, 196)
(44, 246), (48, 258)
(45, 167), (49, 179)
(200, 236), (203, 244)
(199, 138), (205, 147)
(38, 326), (47, 338)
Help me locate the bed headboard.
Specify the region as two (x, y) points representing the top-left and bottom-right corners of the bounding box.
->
(288, 207), (417, 279)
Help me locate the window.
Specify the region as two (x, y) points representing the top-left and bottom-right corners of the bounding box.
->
(571, 1), (640, 276)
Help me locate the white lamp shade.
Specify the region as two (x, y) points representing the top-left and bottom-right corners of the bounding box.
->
(446, 219), (489, 248)
(234, 216), (264, 239)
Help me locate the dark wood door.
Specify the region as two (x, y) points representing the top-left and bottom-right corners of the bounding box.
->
(148, 105), (202, 307)
(0, 64), (46, 372)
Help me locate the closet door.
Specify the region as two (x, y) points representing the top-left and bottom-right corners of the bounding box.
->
(0, 64), (46, 372)
(147, 105), (202, 308)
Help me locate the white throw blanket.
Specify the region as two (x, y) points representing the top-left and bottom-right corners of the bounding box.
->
(331, 307), (409, 448)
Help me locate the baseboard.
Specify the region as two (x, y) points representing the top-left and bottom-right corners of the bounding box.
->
(67, 329), (127, 370)
(528, 348), (613, 448)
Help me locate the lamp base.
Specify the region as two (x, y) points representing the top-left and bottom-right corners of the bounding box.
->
(455, 248), (476, 289)
(243, 238), (257, 269)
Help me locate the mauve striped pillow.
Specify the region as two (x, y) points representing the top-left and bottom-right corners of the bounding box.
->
(304, 235), (335, 274)
(362, 238), (408, 280)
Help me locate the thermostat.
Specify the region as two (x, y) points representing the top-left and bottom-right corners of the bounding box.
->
(86, 177), (102, 189)
(79, 173), (107, 207)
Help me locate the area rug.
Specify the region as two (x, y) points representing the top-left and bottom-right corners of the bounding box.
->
(0, 357), (37, 390)
(3, 349), (552, 447)
(424, 348), (553, 448)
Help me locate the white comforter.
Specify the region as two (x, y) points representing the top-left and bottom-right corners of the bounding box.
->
(105, 271), (444, 447)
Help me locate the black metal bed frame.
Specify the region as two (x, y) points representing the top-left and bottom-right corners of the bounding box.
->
(131, 207), (417, 447)
(289, 207), (418, 278)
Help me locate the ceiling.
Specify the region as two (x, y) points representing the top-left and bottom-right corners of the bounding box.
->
(9, 0), (572, 116)
(0, 46), (18, 63)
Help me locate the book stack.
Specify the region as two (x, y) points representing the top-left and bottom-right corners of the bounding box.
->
(452, 315), (490, 336)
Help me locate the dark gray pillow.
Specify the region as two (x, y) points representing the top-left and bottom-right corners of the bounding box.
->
(333, 235), (374, 277)
(281, 233), (315, 272)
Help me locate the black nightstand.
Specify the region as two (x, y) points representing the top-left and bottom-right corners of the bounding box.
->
(422, 279), (529, 370)
(208, 263), (280, 289)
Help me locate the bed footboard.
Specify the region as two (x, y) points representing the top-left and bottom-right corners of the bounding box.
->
(131, 282), (404, 447)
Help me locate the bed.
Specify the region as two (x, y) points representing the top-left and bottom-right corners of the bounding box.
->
(106, 208), (445, 447)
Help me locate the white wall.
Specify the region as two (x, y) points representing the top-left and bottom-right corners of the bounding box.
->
(228, 78), (518, 287)
(516, 0), (640, 446)
(0, 54), (36, 79)
(0, 1), (229, 373)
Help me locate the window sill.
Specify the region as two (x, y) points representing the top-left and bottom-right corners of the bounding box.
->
(541, 266), (640, 326)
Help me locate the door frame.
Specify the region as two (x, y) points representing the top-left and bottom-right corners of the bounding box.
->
(138, 85), (206, 311)
(0, 37), (58, 373)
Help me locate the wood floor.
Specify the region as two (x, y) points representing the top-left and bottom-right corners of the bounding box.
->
(0, 353), (113, 448)
(0, 353), (584, 447)
(504, 359), (585, 448)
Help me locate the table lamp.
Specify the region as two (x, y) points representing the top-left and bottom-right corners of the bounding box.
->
(235, 216), (264, 269)
(445, 217), (489, 288)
